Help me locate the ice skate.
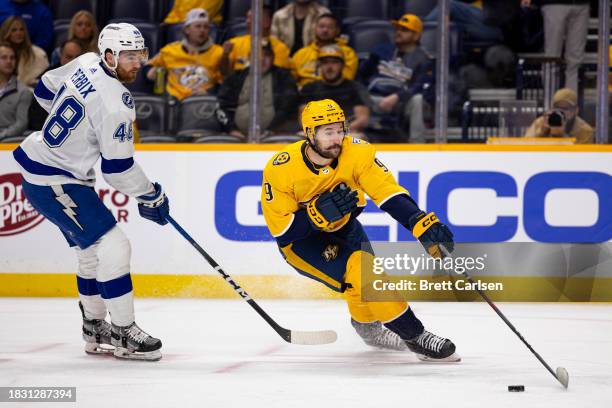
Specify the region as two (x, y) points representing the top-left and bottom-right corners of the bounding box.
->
(79, 302), (114, 355)
(351, 319), (407, 351)
(111, 322), (162, 361)
(405, 330), (461, 362)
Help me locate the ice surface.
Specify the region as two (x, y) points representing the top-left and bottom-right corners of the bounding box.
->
(0, 299), (610, 408)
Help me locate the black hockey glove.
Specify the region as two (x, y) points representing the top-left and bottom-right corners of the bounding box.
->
(408, 211), (454, 258)
(137, 182), (170, 226)
(307, 187), (358, 230)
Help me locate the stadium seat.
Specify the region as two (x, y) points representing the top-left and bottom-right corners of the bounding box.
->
(138, 135), (177, 143)
(49, 0), (96, 24)
(461, 100), (500, 141)
(260, 134), (303, 144)
(133, 23), (161, 55)
(0, 132), (30, 143)
(348, 20), (394, 56)
(161, 0), (175, 20)
(165, 23), (184, 44)
(107, 0), (159, 23)
(461, 99), (543, 141)
(393, 0), (436, 19)
(133, 95), (167, 136)
(223, 0), (252, 24)
(106, 21), (160, 54)
(332, 0), (389, 26)
(177, 96), (222, 137)
(194, 134), (245, 143)
(218, 21), (248, 44)
(53, 23), (70, 49)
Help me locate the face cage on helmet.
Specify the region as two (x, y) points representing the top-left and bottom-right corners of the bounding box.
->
(103, 47), (149, 72)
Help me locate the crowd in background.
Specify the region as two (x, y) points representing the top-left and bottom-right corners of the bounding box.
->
(0, 0), (607, 143)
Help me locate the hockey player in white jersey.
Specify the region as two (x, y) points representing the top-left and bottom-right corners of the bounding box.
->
(13, 23), (168, 361)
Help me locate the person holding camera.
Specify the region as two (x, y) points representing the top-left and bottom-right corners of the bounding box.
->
(524, 88), (593, 143)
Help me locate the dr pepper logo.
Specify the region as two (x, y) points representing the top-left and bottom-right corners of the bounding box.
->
(0, 173), (44, 236)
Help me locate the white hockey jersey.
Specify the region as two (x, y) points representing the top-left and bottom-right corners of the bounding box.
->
(13, 52), (154, 198)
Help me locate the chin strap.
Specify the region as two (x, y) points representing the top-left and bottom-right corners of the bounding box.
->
(101, 53), (119, 76)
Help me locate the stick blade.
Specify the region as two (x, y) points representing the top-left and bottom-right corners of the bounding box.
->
(289, 330), (338, 345)
(556, 366), (569, 388)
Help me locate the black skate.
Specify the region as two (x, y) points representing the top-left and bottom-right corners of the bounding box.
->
(111, 322), (162, 361)
(79, 302), (114, 355)
(351, 319), (407, 351)
(405, 330), (461, 362)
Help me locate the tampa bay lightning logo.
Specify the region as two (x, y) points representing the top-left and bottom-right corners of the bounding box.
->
(122, 92), (134, 109)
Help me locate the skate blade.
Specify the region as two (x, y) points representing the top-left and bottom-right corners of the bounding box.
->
(113, 347), (162, 362)
(416, 352), (462, 362)
(84, 342), (115, 355)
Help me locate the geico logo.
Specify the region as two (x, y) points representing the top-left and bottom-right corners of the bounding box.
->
(214, 170), (612, 243)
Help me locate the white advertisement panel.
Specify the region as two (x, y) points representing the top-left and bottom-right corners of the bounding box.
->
(1, 147), (611, 276)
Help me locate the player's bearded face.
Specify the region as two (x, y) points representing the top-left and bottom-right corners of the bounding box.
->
(313, 122), (344, 159)
(115, 49), (148, 83)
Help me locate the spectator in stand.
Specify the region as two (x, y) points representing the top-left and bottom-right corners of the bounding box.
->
(147, 8), (223, 100)
(0, 0), (53, 51)
(300, 45), (371, 136)
(164, 0), (223, 25)
(0, 16), (47, 87)
(52, 39), (83, 69)
(220, 6), (291, 76)
(524, 88), (593, 143)
(0, 42), (32, 140)
(292, 13), (357, 88)
(423, 0), (503, 46)
(521, 0), (588, 92)
(217, 39), (299, 139)
(28, 40), (83, 131)
(271, 0), (330, 55)
(360, 14), (431, 142)
(50, 11), (98, 68)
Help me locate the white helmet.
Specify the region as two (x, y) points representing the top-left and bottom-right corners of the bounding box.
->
(98, 22), (148, 73)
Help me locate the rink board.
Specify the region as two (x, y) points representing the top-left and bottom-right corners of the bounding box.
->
(1, 144), (611, 300)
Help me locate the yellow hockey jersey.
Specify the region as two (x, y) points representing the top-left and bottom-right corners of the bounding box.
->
(262, 137), (408, 239)
(227, 35), (292, 72)
(148, 41), (223, 100)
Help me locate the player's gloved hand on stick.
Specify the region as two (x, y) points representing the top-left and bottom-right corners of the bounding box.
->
(408, 211), (454, 258)
(307, 187), (358, 229)
(137, 182), (170, 225)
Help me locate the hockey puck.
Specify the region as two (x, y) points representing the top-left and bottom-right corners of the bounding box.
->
(508, 385), (525, 392)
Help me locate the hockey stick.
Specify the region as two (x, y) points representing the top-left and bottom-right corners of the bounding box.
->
(441, 247), (569, 388)
(166, 214), (338, 345)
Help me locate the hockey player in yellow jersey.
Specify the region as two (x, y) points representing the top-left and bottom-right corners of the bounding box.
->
(262, 99), (460, 361)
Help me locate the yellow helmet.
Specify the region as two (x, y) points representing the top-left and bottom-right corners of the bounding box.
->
(301, 99), (346, 140)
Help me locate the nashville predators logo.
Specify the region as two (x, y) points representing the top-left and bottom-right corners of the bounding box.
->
(174, 65), (210, 91)
(273, 152), (290, 165)
(322, 244), (340, 262)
